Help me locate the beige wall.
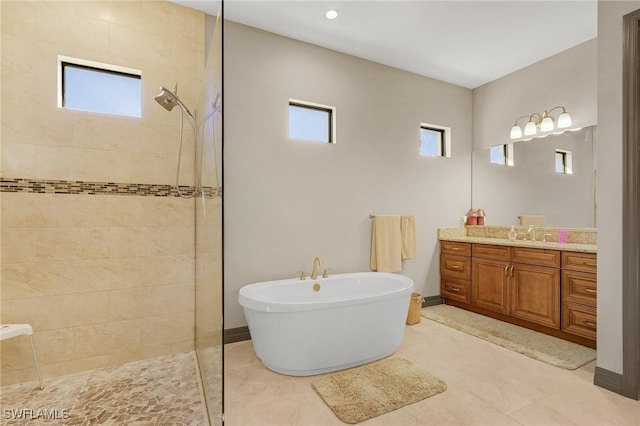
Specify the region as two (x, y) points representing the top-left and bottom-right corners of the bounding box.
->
(596, 0), (640, 375)
(473, 39), (597, 150)
(223, 21), (473, 329)
(1, 1), (204, 385)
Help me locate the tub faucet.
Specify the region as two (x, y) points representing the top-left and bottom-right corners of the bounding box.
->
(311, 257), (323, 280)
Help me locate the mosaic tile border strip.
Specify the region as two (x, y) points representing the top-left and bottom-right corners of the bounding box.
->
(0, 178), (221, 198)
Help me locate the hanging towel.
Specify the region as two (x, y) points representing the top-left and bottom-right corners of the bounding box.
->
(370, 215), (402, 273)
(401, 215), (416, 259)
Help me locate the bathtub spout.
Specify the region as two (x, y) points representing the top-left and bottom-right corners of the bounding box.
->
(310, 257), (323, 280)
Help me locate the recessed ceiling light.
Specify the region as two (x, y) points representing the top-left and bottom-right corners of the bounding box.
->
(325, 10), (338, 19)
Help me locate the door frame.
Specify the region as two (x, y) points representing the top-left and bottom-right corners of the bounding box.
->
(622, 7), (640, 400)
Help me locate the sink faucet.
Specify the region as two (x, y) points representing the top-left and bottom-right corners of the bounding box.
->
(311, 257), (323, 280)
(526, 226), (536, 241)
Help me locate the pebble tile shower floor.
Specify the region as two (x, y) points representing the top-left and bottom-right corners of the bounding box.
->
(0, 352), (206, 425)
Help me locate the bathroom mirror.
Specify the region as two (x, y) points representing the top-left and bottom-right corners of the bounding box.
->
(471, 126), (596, 228)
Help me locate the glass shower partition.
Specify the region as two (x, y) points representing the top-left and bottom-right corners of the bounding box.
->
(195, 7), (223, 426)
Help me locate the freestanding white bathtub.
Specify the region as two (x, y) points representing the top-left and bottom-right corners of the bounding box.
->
(238, 272), (415, 376)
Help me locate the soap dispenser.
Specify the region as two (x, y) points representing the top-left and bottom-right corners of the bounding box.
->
(508, 225), (517, 241)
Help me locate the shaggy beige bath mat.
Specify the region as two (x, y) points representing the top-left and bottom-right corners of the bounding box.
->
(311, 357), (446, 424)
(422, 304), (596, 370)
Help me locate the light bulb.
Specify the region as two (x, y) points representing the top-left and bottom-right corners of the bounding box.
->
(557, 111), (572, 128)
(540, 116), (554, 132)
(326, 10), (338, 19)
(524, 121), (537, 136)
(510, 125), (522, 139)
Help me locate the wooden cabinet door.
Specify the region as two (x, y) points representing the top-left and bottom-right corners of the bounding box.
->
(471, 258), (510, 314)
(510, 264), (560, 329)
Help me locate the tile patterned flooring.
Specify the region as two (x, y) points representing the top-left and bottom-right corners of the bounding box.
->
(0, 352), (206, 425)
(2, 318), (638, 425)
(225, 315), (640, 425)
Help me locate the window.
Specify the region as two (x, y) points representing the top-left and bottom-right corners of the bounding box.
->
(288, 99), (335, 143)
(419, 124), (451, 157)
(58, 56), (142, 118)
(555, 149), (573, 174)
(490, 143), (514, 166)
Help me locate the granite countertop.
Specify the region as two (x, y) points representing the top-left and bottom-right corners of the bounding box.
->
(438, 227), (597, 253)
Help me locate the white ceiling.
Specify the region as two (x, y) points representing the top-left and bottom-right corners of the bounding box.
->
(176, 0), (597, 89)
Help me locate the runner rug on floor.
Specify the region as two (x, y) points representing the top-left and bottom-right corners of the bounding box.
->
(311, 357), (446, 424)
(422, 304), (596, 370)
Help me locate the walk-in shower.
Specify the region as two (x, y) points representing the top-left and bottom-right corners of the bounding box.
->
(154, 85), (221, 199)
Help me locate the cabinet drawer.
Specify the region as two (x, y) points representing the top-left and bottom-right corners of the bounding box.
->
(440, 254), (471, 280)
(562, 270), (597, 305)
(472, 244), (511, 261)
(441, 241), (471, 257)
(562, 251), (597, 273)
(511, 247), (560, 268)
(562, 302), (597, 340)
(441, 278), (470, 304)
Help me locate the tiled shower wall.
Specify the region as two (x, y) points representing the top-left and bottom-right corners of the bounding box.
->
(1, 1), (204, 386)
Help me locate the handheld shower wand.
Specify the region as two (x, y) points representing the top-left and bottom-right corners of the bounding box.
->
(153, 84), (198, 198)
(154, 87), (178, 111)
(153, 85), (195, 119)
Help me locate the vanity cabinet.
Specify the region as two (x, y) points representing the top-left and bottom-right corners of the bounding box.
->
(561, 252), (597, 340)
(471, 244), (560, 328)
(440, 241), (471, 304)
(441, 240), (597, 346)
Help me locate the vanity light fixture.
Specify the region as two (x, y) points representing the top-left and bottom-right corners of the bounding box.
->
(510, 106), (572, 139)
(326, 10), (338, 19)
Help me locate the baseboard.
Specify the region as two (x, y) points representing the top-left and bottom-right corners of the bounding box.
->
(594, 366), (625, 395)
(224, 326), (251, 344)
(422, 295), (443, 308)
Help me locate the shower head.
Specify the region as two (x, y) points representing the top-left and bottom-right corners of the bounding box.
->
(154, 86), (179, 111)
(154, 85), (195, 119)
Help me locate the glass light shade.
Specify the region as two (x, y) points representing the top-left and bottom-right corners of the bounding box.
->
(524, 121), (537, 136)
(510, 125), (522, 139)
(540, 116), (554, 132)
(326, 10), (338, 19)
(557, 112), (572, 128)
